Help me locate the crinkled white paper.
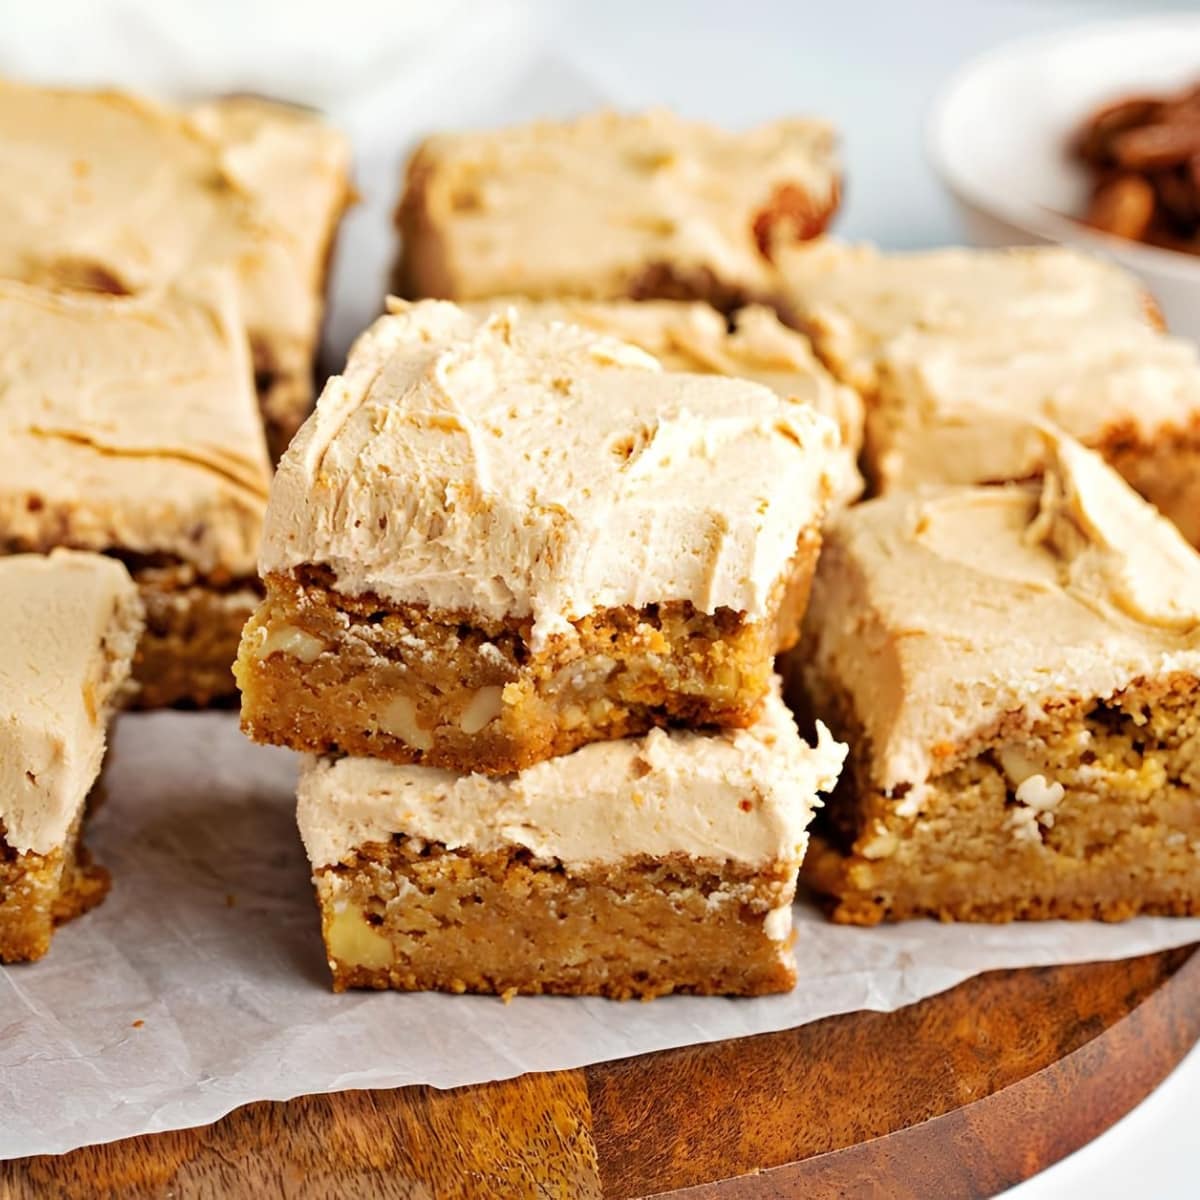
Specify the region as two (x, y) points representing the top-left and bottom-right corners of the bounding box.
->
(3, 712), (1198, 1159)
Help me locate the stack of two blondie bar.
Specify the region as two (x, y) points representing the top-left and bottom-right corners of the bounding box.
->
(236, 299), (847, 997)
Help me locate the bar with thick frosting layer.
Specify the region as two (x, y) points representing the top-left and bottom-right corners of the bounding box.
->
(261, 299), (840, 647)
(397, 109), (838, 308)
(0, 276), (270, 577)
(0, 77), (351, 452)
(0, 551), (142, 855)
(799, 429), (1200, 794)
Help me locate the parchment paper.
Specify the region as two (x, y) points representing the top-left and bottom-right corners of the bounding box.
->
(3, 712), (1197, 1159)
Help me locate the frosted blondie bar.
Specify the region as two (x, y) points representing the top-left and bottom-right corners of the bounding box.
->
(397, 109), (838, 311)
(298, 687), (846, 996)
(779, 241), (1200, 541)
(0, 278), (271, 707)
(791, 430), (1200, 923)
(238, 300), (839, 773)
(0, 78), (352, 456)
(0, 552), (142, 963)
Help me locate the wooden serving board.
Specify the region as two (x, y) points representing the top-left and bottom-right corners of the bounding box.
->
(3, 946), (1197, 1200)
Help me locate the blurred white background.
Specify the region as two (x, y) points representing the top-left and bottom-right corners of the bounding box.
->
(2, 1), (1197, 1194)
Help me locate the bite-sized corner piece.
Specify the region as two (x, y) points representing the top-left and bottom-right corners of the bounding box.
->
(468, 297), (864, 506)
(238, 300), (840, 774)
(396, 109), (839, 311)
(776, 240), (1162, 396)
(0, 78), (352, 458)
(864, 320), (1200, 544)
(298, 686), (846, 997)
(0, 278), (271, 708)
(0, 551), (142, 963)
(788, 429), (1200, 925)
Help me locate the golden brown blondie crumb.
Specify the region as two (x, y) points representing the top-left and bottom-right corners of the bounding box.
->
(130, 565), (260, 709)
(0, 816), (110, 964)
(239, 532), (819, 774)
(801, 674), (1200, 924)
(317, 841), (797, 998)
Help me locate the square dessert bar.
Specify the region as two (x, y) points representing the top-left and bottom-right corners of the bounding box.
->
(790, 430), (1200, 924)
(396, 109), (839, 312)
(297, 687), (846, 996)
(0, 78), (352, 457)
(777, 240), (1161, 396)
(468, 297), (864, 507)
(238, 300), (840, 774)
(0, 278), (271, 708)
(866, 321), (1200, 544)
(779, 240), (1200, 542)
(0, 552), (142, 963)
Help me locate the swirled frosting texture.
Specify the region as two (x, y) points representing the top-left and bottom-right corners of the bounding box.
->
(297, 686), (846, 869)
(466, 297), (863, 505)
(262, 300), (839, 644)
(0, 276), (270, 576)
(800, 429), (1200, 791)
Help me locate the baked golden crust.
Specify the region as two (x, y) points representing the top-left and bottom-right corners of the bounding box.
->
(239, 532), (818, 774)
(0, 814), (109, 964)
(315, 840), (798, 998)
(800, 674), (1200, 924)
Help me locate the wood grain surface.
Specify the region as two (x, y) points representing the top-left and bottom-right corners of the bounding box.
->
(3, 946), (1197, 1200)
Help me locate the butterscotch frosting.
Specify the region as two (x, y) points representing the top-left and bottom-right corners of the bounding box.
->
(801, 430), (1200, 792)
(778, 240), (1156, 393)
(262, 300), (840, 645)
(468, 297), (863, 504)
(297, 686), (846, 870)
(399, 109), (838, 303)
(0, 276), (270, 576)
(0, 551), (143, 855)
(0, 78), (351, 372)
(869, 322), (1200, 491)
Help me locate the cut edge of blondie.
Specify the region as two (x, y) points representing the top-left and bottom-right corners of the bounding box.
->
(0, 811), (110, 964)
(797, 670), (1200, 925)
(238, 528), (821, 773)
(131, 567), (261, 709)
(315, 839), (799, 998)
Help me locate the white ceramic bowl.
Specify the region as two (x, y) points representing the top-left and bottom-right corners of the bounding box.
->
(928, 16), (1200, 341)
